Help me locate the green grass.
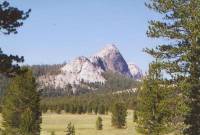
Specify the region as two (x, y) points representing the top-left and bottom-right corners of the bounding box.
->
(41, 110), (141, 135)
(0, 111), (175, 135)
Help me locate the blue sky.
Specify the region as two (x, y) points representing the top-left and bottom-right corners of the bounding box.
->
(1, 0), (161, 72)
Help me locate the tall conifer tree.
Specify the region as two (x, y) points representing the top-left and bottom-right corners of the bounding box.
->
(0, 1), (30, 77)
(137, 62), (173, 135)
(145, 0), (200, 134)
(111, 102), (127, 128)
(66, 122), (75, 135)
(2, 68), (41, 135)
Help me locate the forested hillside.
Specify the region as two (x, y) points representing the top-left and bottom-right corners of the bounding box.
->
(37, 68), (139, 97)
(30, 64), (65, 77)
(0, 64), (140, 99)
(40, 92), (138, 115)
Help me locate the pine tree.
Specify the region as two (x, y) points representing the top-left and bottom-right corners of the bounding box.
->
(87, 102), (93, 114)
(94, 105), (98, 115)
(133, 111), (138, 122)
(98, 104), (105, 114)
(145, 0), (200, 134)
(64, 104), (70, 113)
(96, 116), (103, 130)
(51, 131), (55, 135)
(0, 75), (9, 108)
(2, 68), (41, 135)
(111, 102), (127, 128)
(66, 122), (75, 135)
(77, 104), (83, 114)
(55, 106), (62, 114)
(137, 62), (174, 135)
(0, 1), (30, 77)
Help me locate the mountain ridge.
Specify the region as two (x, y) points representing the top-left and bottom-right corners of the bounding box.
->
(38, 44), (143, 89)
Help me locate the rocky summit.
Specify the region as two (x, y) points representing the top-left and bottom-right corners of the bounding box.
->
(91, 44), (132, 78)
(38, 44), (143, 88)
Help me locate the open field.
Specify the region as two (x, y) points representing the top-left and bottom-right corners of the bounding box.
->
(0, 111), (174, 135)
(41, 110), (141, 135)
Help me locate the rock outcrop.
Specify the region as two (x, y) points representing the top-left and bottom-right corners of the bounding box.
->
(38, 44), (143, 89)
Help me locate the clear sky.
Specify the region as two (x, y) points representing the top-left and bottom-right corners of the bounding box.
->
(1, 0), (161, 72)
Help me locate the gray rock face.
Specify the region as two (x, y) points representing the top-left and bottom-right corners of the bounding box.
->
(90, 56), (107, 71)
(38, 44), (142, 88)
(91, 44), (133, 77)
(128, 63), (143, 80)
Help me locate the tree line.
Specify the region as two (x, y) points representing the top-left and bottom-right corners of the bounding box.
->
(40, 92), (137, 115)
(38, 70), (139, 97)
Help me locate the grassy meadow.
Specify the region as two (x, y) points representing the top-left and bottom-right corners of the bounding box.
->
(40, 110), (141, 135)
(0, 110), (175, 135)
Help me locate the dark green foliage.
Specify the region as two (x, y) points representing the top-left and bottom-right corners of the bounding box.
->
(36, 69), (139, 97)
(96, 116), (103, 130)
(94, 105), (98, 115)
(2, 69), (41, 135)
(20, 109), (37, 135)
(111, 102), (127, 128)
(137, 63), (174, 135)
(0, 128), (6, 135)
(0, 1), (30, 77)
(0, 0), (30, 119)
(30, 64), (64, 78)
(0, 75), (9, 108)
(145, 0), (200, 134)
(64, 104), (70, 113)
(41, 92), (137, 115)
(77, 104), (84, 114)
(51, 131), (55, 135)
(0, 1), (31, 35)
(133, 111), (138, 123)
(41, 104), (48, 113)
(98, 104), (106, 115)
(66, 122), (75, 135)
(101, 71), (139, 92)
(0, 47), (24, 78)
(87, 102), (93, 114)
(55, 107), (62, 114)
(70, 104), (77, 114)
(0, 75), (8, 93)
